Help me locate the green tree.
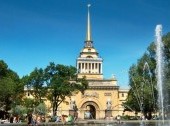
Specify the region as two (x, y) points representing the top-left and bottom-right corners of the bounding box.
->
(10, 71), (24, 107)
(125, 47), (157, 119)
(12, 105), (27, 117)
(0, 60), (23, 112)
(0, 77), (15, 111)
(22, 98), (37, 113)
(35, 103), (47, 116)
(125, 32), (170, 119)
(24, 68), (47, 104)
(0, 60), (8, 77)
(45, 62), (88, 116)
(162, 33), (170, 109)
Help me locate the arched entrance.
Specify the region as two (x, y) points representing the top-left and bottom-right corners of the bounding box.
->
(86, 105), (96, 119)
(80, 101), (99, 119)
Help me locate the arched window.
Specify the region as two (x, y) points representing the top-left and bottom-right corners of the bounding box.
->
(86, 56), (93, 58)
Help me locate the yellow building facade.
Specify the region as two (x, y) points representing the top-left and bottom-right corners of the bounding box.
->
(57, 5), (129, 119)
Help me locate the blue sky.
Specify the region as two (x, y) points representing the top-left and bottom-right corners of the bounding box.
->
(0, 0), (170, 88)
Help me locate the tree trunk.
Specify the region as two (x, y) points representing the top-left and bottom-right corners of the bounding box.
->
(147, 112), (152, 120)
(52, 96), (57, 116)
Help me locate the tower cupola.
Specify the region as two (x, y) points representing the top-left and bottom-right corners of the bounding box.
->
(76, 4), (103, 80)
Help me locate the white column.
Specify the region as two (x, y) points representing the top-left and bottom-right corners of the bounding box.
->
(80, 62), (82, 73)
(77, 62), (79, 73)
(99, 63), (101, 74)
(87, 63), (89, 73)
(81, 62), (83, 73)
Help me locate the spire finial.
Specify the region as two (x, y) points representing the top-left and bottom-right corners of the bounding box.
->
(86, 4), (92, 41)
(87, 4), (91, 7)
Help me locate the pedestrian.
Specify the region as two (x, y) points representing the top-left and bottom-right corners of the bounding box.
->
(32, 115), (38, 126)
(27, 113), (32, 126)
(116, 115), (121, 124)
(9, 114), (14, 123)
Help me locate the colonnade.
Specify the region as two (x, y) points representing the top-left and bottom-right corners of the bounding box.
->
(77, 62), (102, 74)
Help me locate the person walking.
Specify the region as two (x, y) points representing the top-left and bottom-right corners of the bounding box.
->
(116, 115), (121, 124)
(27, 113), (32, 126)
(9, 114), (14, 123)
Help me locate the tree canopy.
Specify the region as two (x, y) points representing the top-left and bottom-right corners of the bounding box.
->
(125, 32), (170, 119)
(0, 60), (23, 112)
(0, 60), (88, 118)
(22, 62), (88, 116)
(44, 62), (88, 115)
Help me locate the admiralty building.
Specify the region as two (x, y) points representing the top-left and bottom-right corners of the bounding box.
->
(25, 5), (129, 119)
(56, 5), (129, 119)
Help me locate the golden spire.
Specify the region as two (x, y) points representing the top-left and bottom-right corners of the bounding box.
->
(86, 4), (92, 41)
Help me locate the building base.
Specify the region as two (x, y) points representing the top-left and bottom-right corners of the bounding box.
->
(105, 110), (112, 118)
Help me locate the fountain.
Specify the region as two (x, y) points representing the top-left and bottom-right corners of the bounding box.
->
(123, 25), (168, 126)
(155, 25), (164, 124)
(130, 62), (156, 120)
(143, 62), (156, 113)
(155, 25), (170, 126)
(129, 62), (156, 126)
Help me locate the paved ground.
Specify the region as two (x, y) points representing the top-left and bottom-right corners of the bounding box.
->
(1, 119), (170, 126)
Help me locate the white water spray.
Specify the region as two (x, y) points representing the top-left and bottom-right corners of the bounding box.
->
(155, 25), (164, 122)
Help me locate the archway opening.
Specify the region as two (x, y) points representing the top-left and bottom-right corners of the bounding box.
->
(81, 101), (99, 119)
(85, 105), (96, 119)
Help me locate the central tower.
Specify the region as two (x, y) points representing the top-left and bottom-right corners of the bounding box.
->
(76, 4), (103, 80)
